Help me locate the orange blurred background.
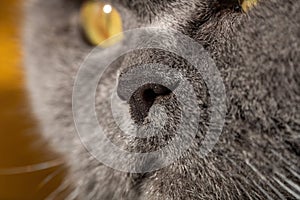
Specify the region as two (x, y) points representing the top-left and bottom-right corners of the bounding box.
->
(0, 1), (68, 199)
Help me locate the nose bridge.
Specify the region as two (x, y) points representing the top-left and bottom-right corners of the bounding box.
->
(115, 0), (198, 74)
(117, 38), (175, 80)
(109, 0), (198, 36)
(148, 1), (197, 31)
(110, 0), (197, 25)
(116, 28), (189, 103)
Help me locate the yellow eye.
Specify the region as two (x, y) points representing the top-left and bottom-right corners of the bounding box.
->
(241, 0), (258, 12)
(80, 1), (123, 47)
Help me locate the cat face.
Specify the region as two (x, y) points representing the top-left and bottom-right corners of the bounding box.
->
(24, 0), (300, 199)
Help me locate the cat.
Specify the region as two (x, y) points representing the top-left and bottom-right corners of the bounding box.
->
(23, 0), (300, 199)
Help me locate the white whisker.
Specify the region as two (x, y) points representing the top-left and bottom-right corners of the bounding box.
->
(273, 176), (300, 199)
(37, 166), (65, 190)
(0, 158), (65, 175)
(65, 186), (79, 200)
(270, 150), (300, 180)
(231, 179), (243, 197)
(245, 159), (266, 182)
(252, 180), (274, 200)
(271, 150), (298, 169)
(275, 170), (300, 193)
(226, 157), (270, 199)
(288, 167), (300, 180)
(238, 183), (254, 200)
(245, 159), (287, 200)
(45, 181), (70, 200)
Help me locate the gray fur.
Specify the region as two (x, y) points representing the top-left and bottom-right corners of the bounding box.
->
(23, 0), (300, 199)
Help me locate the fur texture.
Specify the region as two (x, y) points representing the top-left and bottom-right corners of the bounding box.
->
(24, 0), (300, 199)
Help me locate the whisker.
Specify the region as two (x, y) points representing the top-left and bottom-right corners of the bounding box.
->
(288, 167), (300, 180)
(275, 170), (300, 193)
(245, 159), (287, 200)
(270, 150), (300, 180)
(0, 158), (65, 175)
(37, 166), (65, 190)
(239, 183), (254, 200)
(254, 150), (300, 182)
(65, 186), (79, 200)
(226, 157), (271, 199)
(244, 160), (265, 181)
(273, 176), (300, 199)
(252, 180), (274, 200)
(45, 180), (71, 200)
(230, 177), (243, 197)
(271, 150), (298, 170)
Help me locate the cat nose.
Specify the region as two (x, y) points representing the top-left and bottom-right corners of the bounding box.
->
(117, 81), (174, 124)
(128, 83), (171, 123)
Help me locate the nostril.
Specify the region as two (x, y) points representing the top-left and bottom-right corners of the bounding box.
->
(142, 85), (171, 103)
(142, 88), (157, 102)
(128, 84), (172, 124)
(116, 65), (180, 124)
